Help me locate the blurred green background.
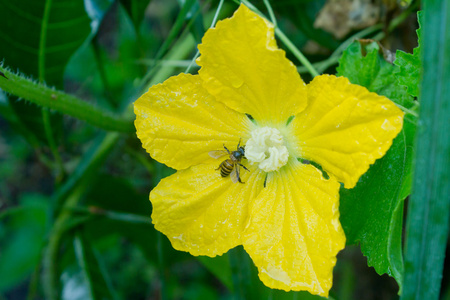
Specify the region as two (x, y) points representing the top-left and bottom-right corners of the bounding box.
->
(0, 0), (448, 299)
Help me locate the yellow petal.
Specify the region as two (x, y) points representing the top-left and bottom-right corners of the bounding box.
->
(151, 163), (265, 257)
(197, 4), (307, 126)
(291, 75), (404, 188)
(134, 73), (252, 170)
(243, 161), (345, 296)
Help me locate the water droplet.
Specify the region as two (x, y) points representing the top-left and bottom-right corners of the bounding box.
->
(231, 77), (244, 88)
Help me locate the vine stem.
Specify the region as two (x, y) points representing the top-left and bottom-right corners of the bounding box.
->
(274, 28), (320, 77)
(262, 0), (277, 28)
(0, 66), (134, 132)
(185, 0), (225, 73)
(43, 132), (120, 300)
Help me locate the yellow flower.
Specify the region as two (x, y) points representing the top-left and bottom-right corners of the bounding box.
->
(134, 4), (403, 297)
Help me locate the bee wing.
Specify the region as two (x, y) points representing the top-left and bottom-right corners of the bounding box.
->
(230, 166), (238, 184)
(208, 150), (228, 159)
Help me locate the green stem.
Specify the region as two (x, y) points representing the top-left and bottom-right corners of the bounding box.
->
(263, 0), (277, 28)
(302, 3), (417, 75)
(295, 25), (384, 74)
(275, 28), (319, 77)
(315, 24), (383, 73)
(43, 132), (120, 300)
(387, 1), (420, 33)
(373, 1), (420, 41)
(42, 108), (65, 178)
(73, 234), (95, 298)
(145, 34), (197, 88)
(43, 187), (85, 300)
(138, 0), (200, 89)
(0, 66), (134, 132)
(65, 206), (152, 225)
(139, 59), (197, 68)
(396, 103), (418, 118)
(185, 0), (225, 73)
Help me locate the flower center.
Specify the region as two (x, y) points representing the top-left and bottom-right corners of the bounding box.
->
(245, 127), (289, 172)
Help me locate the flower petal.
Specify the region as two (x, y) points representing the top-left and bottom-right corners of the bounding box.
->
(134, 73), (253, 170)
(197, 4), (307, 125)
(291, 75), (404, 188)
(243, 162), (345, 296)
(151, 163), (265, 257)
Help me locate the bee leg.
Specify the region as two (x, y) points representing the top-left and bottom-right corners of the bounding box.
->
(239, 163), (250, 172)
(216, 161), (223, 171)
(236, 166), (245, 184)
(223, 144), (231, 154)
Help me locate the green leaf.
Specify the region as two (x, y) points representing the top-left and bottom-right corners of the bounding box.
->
(394, 12), (422, 98)
(0, 0), (113, 146)
(65, 3), (155, 107)
(228, 246), (268, 300)
(82, 175), (159, 262)
(337, 40), (418, 289)
(400, 2), (450, 300)
(177, 0), (205, 43)
(119, 0), (152, 32)
(73, 233), (118, 300)
(43, 132), (120, 300)
(196, 254), (233, 291)
(0, 91), (41, 148)
(227, 246), (330, 300)
(0, 0), (110, 87)
(339, 120), (414, 289)
(337, 41), (415, 109)
(0, 195), (49, 292)
(154, 0), (199, 61)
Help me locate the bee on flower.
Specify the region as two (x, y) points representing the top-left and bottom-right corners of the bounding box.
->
(209, 139), (249, 183)
(134, 4), (403, 297)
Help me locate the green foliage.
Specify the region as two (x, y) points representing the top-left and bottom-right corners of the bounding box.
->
(197, 255), (233, 291)
(0, 195), (49, 292)
(394, 12), (422, 98)
(337, 40), (417, 289)
(120, 0), (152, 32)
(73, 233), (117, 300)
(272, 0), (339, 51)
(154, 0), (202, 64)
(0, 0), (112, 147)
(0, 0), (94, 86)
(228, 246), (329, 300)
(82, 175), (157, 261)
(0, 1), (445, 299)
(401, 2), (450, 300)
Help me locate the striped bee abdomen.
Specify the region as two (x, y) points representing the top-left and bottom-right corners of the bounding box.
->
(220, 160), (234, 177)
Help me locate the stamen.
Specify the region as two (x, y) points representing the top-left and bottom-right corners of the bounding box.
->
(245, 127), (289, 172)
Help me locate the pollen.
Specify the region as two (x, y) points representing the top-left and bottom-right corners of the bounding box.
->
(245, 127), (289, 172)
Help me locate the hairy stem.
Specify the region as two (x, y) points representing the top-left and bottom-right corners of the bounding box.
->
(0, 66), (134, 132)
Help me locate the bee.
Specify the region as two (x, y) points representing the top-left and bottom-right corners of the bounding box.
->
(209, 140), (249, 183)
